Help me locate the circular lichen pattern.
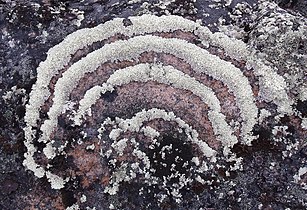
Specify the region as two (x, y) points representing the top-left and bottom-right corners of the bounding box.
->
(23, 14), (301, 209)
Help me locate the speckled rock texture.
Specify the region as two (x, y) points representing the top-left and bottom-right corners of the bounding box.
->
(0, 0), (306, 210)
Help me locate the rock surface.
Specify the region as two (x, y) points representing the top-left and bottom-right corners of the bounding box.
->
(0, 0), (306, 210)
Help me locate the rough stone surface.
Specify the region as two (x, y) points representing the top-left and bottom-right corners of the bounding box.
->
(0, 0), (306, 210)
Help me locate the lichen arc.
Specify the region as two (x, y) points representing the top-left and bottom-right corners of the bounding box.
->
(74, 63), (238, 149)
(23, 14), (292, 190)
(24, 14), (291, 137)
(99, 107), (217, 158)
(39, 35), (257, 147)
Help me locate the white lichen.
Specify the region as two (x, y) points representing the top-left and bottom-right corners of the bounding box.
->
(23, 14), (292, 194)
(76, 63), (237, 150)
(98, 108), (216, 158)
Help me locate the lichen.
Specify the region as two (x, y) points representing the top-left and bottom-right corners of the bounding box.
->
(22, 14), (301, 209)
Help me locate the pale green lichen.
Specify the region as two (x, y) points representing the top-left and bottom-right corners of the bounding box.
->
(23, 14), (293, 190)
(98, 108), (216, 158)
(99, 108), (213, 198)
(41, 35), (254, 150)
(75, 63), (237, 150)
